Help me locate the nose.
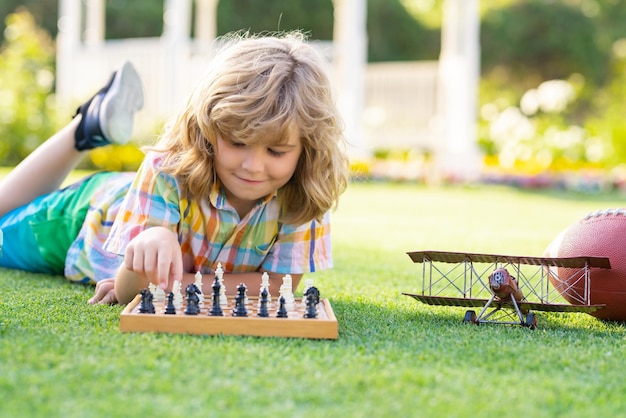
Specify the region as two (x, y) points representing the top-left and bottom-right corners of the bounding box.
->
(241, 147), (264, 173)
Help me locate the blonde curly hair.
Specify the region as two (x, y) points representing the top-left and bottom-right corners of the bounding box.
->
(150, 31), (349, 225)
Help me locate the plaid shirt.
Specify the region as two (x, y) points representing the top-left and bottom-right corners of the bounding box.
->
(65, 152), (332, 283)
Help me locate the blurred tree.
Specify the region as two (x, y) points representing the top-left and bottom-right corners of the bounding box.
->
(0, 0), (440, 60)
(216, 0), (334, 39)
(367, 0), (440, 61)
(0, 8), (58, 165)
(481, 1), (605, 90)
(0, 1), (57, 40)
(3, 0), (626, 174)
(2, 0), (626, 73)
(105, 0), (164, 39)
(585, 42), (626, 168)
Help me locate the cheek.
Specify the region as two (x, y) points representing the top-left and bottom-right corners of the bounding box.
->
(275, 155), (301, 180)
(214, 147), (238, 168)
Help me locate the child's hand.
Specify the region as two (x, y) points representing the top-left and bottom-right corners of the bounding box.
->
(123, 227), (183, 291)
(88, 278), (117, 304)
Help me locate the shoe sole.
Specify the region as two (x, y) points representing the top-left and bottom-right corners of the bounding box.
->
(99, 61), (144, 144)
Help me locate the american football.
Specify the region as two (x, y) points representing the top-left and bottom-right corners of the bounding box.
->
(544, 208), (626, 321)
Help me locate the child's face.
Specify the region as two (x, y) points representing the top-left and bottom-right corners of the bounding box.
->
(214, 129), (302, 216)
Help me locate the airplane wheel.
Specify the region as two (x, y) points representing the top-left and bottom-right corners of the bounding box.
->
(525, 312), (537, 330)
(463, 310), (477, 325)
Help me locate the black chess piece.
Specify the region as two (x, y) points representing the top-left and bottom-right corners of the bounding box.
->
(189, 282), (201, 295)
(257, 288), (270, 317)
(184, 284), (200, 315)
(233, 283), (248, 317)
(304, 293), (318, 319)
(276, 296), (288, 318)
(138, 288), (155, 314)
(304, 286), (320, 305)
(164, 292), (177, 315)
(189, 282), (202, 305)
(209, 276), (224, 316)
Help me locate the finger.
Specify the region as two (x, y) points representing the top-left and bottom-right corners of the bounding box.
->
(98, 289), (118, 305)
(156, 251), (173, 291)
(131, 249), (145, 274)
(88, 282), (110, 304)
(169, 247), (184, 286)
(142, 249), (158, 282)
(124, 245), (135, 270)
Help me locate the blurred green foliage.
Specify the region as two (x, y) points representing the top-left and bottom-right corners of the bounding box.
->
(481, 1), (606, 88)
(2, 0), (626, 175)
(586, 44), (626, 168)
(0, 8), (59, 166)
(216, 0), (334, 40)
(472, 0), (626, 176)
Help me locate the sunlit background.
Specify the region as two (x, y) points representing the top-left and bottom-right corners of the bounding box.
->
(1, 0), (626, 192)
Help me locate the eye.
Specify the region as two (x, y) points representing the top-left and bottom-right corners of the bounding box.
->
(267, 148), (286, 157)
(228, 140), (246, 148)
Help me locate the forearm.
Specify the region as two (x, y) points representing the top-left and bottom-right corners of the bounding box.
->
(113, 266), (195, 305)
(114, 266), (151, 305)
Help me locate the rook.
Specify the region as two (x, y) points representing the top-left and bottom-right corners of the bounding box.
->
(138, 288), (155, 314)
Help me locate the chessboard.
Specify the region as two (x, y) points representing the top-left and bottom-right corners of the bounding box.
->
(120, 294), (338, 340)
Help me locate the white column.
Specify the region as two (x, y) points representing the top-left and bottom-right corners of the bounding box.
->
(84, 0), (105, 46)
(57, 0), (81, 47)
(56, 0), (82, 105)
(436, 0), (481, 180)
(162, 0), (192, 115)
(333, 0), (368, 159)
(195, 0), (219, 43)
(163, 0), (191, 42)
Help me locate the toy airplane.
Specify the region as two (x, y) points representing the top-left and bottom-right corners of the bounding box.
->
(402, 250), (611, 329)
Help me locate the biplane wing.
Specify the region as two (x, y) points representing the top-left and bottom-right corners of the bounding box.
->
(404, 250), (611, 328)
(406, 250), (611, 269)
(402, 293), (606, 314)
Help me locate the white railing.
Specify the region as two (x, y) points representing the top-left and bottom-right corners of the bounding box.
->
(56, 38), (438, 151)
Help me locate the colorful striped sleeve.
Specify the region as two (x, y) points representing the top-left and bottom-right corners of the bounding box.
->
(261, 210), (333, 274)
(104, 153), (182, 256)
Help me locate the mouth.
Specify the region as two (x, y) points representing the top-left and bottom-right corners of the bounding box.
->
(236, 176), (265, 185)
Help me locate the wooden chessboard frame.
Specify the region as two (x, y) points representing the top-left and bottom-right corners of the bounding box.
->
(119, 295), (338, 339)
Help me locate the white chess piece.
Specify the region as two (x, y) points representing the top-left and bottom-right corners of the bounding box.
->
(303, 278), (314, 294)
(172, 280), (183, 309)
(148, 283), (165, 303)
(194, 271), (204, 307)
(281, 274), (295, 311)
(215, 262), (227, 306)
(259, 272), (271, 308)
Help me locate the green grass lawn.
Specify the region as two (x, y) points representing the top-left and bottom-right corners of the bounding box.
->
(2, 181), (626, 417)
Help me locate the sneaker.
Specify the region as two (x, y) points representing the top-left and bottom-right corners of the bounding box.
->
(74, 61), (144, 150)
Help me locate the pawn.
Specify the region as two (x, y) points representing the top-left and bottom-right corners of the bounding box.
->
(164, 292), (177, 315)
(257, 288), (270, 318)
(276, 296), (288, 318)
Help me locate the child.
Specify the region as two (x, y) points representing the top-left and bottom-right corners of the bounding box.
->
(0, 31), (349, 305)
